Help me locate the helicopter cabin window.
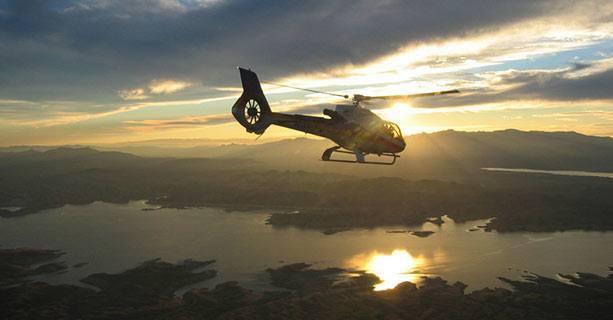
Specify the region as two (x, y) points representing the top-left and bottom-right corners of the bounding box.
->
(383, 122), (402, 139)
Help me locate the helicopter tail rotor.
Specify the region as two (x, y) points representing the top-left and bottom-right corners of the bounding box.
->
(232, 67), (273, 134)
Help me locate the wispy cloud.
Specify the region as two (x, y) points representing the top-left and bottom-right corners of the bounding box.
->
(148, 79), (193, 94)
(63, 0), (223, 14)
(1, 95), (237, 127)
(124, 114), (234, 132)
(118, 79), (195, 100)
(272, 20), (612, 94)
(118, 88), (149, 100)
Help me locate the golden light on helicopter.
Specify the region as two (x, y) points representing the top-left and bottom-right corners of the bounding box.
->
(375, 102), (419, 136)
(348, 249), (426, 291)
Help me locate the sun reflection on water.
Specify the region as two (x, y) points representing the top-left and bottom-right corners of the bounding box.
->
(348, 249), (427, 291)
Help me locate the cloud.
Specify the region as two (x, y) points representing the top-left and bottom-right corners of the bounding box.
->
(1, 0), (612, 143)
(533, 111), (613, 122)
(251, 57), (613, 118)
(1, 95), (237, 127)
(272, 20), (612, 95)
(117, 79), (194, 100)
(124, 114), (234, 132)
(148, 79), (193, 94)
(118, 88), (149, 100)
(63, 0), (223, 14)
(1, 0), (609, 103)
(359, 58), (613, 110)
(503, 63), (613, 102)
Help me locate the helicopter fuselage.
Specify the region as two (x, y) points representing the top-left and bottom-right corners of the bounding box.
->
(266, 106), (406, 155)
(232, 67), (411, 164)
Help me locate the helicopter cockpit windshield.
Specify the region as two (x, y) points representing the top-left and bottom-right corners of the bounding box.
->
(382, 121), (402, 139)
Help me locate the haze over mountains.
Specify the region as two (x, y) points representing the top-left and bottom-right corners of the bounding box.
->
(2, 129), (612, 233)
(5, 129), (611, 180)
(99, 129), (613, 174)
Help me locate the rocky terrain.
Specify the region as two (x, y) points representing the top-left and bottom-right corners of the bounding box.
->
(0, 247), (68, 287)
(1, 246), (612, 319)
(2, 137), (613, 233)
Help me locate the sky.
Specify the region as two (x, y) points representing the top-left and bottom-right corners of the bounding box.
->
(0, 0), (612, 146)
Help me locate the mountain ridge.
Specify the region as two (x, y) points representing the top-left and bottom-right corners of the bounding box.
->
(2, 130), (613, 176)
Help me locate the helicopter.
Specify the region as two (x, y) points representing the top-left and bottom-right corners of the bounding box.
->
(231, 67), (459, 165)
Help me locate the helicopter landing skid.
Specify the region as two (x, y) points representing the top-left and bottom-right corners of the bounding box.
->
(321, 146), (399, 165)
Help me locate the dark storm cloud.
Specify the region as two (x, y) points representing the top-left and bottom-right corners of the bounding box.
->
(0, 0), (577, 102)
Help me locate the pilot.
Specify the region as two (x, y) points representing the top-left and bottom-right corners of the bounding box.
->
(383, 123), (395, 138)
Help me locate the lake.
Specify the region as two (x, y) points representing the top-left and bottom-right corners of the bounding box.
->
(482, 167), (613, 179)
(1, 201), (612, 292)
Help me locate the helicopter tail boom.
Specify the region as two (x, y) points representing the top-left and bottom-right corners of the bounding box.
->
(232, 67), (273, 134)
(232, 67), (339, 139)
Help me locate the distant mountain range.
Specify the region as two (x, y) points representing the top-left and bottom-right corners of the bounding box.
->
(2, 136), (613, 232)
(3, 130), (613, 179)
(405, 129), (613, 171)
(103, 129), (613, 177)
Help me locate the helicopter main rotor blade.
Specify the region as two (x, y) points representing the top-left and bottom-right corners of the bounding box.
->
(357, 89), (460, 102)
(261, 81), (349, 99)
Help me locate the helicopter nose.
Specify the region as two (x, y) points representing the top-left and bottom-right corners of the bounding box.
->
(398, 139), (406, 152)
(393, 138), (406, 153)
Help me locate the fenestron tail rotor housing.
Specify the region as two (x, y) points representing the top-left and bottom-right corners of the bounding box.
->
(244, 99), (262, 124)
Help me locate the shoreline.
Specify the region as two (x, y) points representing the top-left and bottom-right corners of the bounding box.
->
(4, 199), (613, 234)
(1, 246), (612, 320)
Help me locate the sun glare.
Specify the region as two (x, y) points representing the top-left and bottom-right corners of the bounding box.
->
(378, 103), (414, 121)
(349, 249), (426, 291)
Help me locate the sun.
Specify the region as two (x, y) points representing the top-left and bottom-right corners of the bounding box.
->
(374, 102), (420, 136)
(378, 102), (415, 122)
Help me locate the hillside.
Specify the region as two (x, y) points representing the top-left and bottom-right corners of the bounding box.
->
(83, 129), (613, 180)
(1, 146), (612, 232)
(407, 129), (613, 171)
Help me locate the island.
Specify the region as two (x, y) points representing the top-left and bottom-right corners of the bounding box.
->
(1, 145), (613, 234)
(1, 245), (612, 319)
(409, 230), (435, 238)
